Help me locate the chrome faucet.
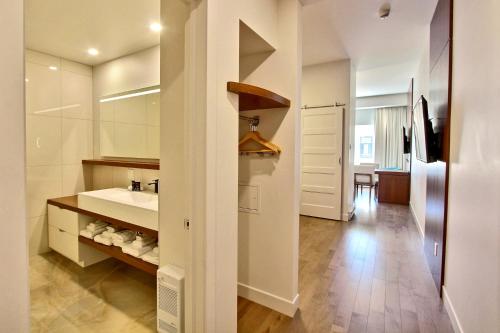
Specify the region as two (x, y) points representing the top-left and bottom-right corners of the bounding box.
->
(148, 179), (159, 194)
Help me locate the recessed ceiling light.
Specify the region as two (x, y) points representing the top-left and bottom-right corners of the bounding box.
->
(49, 66), (58, 71)
(87, 48), (99, 56)
(149, 22), (162, 32)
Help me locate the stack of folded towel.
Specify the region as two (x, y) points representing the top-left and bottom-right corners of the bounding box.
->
(142, 246), (159, 265)
(132, 234), (156, 248)
(94, 225), (123, 246)
(79, 221), (108, 239)
(110, 230), (136, 248)
(102, 225), (123, 238)
(122, 234), (157, 258)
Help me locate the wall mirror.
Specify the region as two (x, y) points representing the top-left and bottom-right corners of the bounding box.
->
(99, 86), (160, 159)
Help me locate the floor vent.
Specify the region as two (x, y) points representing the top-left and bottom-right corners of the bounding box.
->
(159, 319), (178, 333)
(157, 265), (185, 333)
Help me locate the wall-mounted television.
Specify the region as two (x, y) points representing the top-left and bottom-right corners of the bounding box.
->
(413, 96), (437, 163)
(403, 126), (411, 154)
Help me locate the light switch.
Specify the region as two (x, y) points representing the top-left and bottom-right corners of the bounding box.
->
(238, 183), (260, 213)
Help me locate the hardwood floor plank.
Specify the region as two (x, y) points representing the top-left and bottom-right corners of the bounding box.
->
(366, 310), (385, 333)
(237, 193), (454, 333)
(401, 309), (420, 333)
(370, 278), (386, 314)
(384, 281), (402, 333)
(347, 312), (368, 333)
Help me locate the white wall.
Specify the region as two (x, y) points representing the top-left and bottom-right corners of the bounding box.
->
(25, 50), (93, 255)
(92, 45), (160, 158)
(356, 62), (418, 97)
(356, 93), (407, 110)
(237, 0), (301, 317)
(409, 26), (430, 238)
(356, 108), (375, 125)
(443, 1), (500, 332)
(302, 60), (356, 220)
(182, 0), (302, 330)
(0, 0), (29, 329)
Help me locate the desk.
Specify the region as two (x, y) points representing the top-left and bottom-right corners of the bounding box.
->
(374, 169), (410, 205)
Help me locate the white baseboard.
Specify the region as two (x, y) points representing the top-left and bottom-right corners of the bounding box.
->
(409, 202), (424, 242)
(343, 205), (355, 221)
(237, 282), (299, 317)
(443, 286), (464, 333)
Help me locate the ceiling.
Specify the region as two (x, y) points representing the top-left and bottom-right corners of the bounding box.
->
(302, 0), (438, 97)
(26, 0), (160, 66)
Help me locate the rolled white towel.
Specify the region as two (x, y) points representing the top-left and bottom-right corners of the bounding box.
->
(101, 231), (114, 239)
(88, 220), (106, 227)
(106, 225), (122, 233)
(135, 234), (152, 241)
(152, 246), (159, 255)
(87, 221), (108, 232)
(112, 239), (132, 249)
(132, 237), (156, 249)
(142, 249), (159, 265)
(111, 230), (136, 243)
(79, 229), (93, 239)
(79, 228), (105, 239)
(122, 243), (153, 258)
(94, 234), (112, 246)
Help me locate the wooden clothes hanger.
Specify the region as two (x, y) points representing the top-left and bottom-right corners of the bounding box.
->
(238, 117), (282, 155)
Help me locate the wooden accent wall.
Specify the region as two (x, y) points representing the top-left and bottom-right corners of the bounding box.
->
(425, 0), (453, 294)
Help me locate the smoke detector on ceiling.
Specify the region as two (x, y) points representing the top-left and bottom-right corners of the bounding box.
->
(379, 3), (391, 20)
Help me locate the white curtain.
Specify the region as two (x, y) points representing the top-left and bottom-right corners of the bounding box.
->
(374, 106), (407, 169)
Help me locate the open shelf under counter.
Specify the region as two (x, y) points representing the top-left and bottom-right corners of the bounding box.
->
(82, 159), (159, 170)
(47, 195), (158, 238)
(79, 236), (158, 276)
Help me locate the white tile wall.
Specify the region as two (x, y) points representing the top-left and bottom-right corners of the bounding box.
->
(25, 50), (93, 256)
(91, 166), (159, 192)
(62, 165), (92, 197)
(62, 118), (93, 164)
(26, 165), (62, 218)
(28, 215), (49, 257)
(26, 115), (62, 166)
(25, 62), (61, 117)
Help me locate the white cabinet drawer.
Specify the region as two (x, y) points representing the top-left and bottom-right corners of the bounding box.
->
(48, 225), (79, 264)
(48, 204), (94, 236)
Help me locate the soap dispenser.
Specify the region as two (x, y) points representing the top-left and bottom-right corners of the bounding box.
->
(127, 169), (143, 191)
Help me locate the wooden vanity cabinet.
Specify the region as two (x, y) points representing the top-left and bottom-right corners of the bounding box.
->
(48, 204), (109, 267)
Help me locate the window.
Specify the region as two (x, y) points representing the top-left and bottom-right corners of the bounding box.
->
(359, 136), (373, 158)
(355, 125), (375, 164)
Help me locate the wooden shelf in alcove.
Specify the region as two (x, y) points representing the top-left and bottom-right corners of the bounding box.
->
(227, 81), (290, 111)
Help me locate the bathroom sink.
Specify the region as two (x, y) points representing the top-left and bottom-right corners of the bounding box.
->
(78, 188), (158, 231)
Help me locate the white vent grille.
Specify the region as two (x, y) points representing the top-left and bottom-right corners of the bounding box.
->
(159, 284), (178, 317)
(157, 265), (184, 333)
(159, 319), (178, 333)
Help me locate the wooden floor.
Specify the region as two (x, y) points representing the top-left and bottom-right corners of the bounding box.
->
(237, 191), (454, 333)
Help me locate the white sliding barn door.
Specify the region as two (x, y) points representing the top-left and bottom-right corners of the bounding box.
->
(301, 107), (343, 220)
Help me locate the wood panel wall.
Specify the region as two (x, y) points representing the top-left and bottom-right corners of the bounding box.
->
(425, 0), (453, 294)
